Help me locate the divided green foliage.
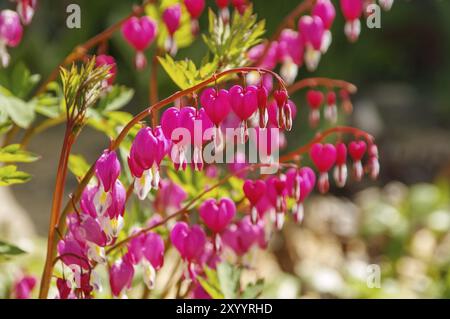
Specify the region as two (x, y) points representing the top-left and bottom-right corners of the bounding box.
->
(0, 165), (31, 186)
(0, 240), (26, 262)
(198, 262), (264, 299)
(0, 144), (39, 163)
(203, 7), (265, 68)
(68, 154), (90, 180)
(159, 6), (265, 90)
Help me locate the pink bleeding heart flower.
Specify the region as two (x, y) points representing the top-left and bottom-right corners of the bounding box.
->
(127, 232), (165, 268)
(199, 198), (236, 234)
(109, 255), (135, 297)
(184, 0), (205, 19)
(324, 91), (337, 123)
(310, 143), (337, 172)
(106, 179), (126, 219)
(348, 140), (367, 161)
(95, 150), (120, 193)
(201, 88), (232, 126)
(248, 42), (279, 70)
(349, 140), (367, 180)
(163, 4), (181, 36)
(265, 175), (288, 229)
(16, 0), (37, 25)
(333, 142), (348, 187)
(170, 222), (206, 263)
(95, 54), (117, 86)
(313, 0), (335, 52)
(310, 143), (337, 193)
(57, 236), (89, 270)
(216, 0), (229, 8)
(154, 179), (187, 214)
(0, 10), (23, 67)
(313, 0), (336, 29)
(179, 106), (214, 146)
(161, 107), (183, 143)
(122, 16), (157, 70)
(307, 90), (324, 109)
(298, 15), (324, 51)
(340, 0), (363, 42)
(184, 0), (204, 34)
(163, 4), (181, 55)
(80, 185), (99, 218)
(11, 275), (37, 299)
(298, 15), (324, 71)
(72, 213), (108, 247)
(128, 127), (157, 176)
(243, 179), (266, 223)
(128, 126), (167, 199)
(306, 90), (324, 127)
(277, 29), (304, 84)
(0, 10), (23, 47)
(180, 107), (214, 170)
(222, 216), (266, 256)
(94, 151), (121, 216)
(229, 85), (258, 142)
(243, 180), (266, 206)
(285, 167), (316, 222)
(56, 278), (72, 299)
(229, 85), (259, 121)
(267, 100), (297, 130)
(132, 232), (164, 289)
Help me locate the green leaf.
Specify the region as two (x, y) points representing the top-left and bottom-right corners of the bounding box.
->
(0, 144), (39, 163)
(0, 88), (36, 128)
(97, 85), (134, 113)
(68, 154), (90, 180)
(198, 265), (225, 299)
(203, 6), (265, 68)
(11, 62), (41, 99)
(241, 279), (264, 299)
(217, 262), (241, 299)
(0, 165), (31, 186)
(158, 55), (200, 90)
(0, 240), (26, 257)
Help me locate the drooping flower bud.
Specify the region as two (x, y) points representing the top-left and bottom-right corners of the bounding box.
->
(109, 256), (135, 297)
(313, 0), (336, 53)
(121, 16), (157, 70)
(243, 179), (266, 224)
(298, 15), (324, 71)
(0, 10), (23, 67)
(184, 0), (205, 34)
(222, 216), (266, 256)
(95, 54), (117, 86)
(199, 198), (236, 250)
(163, 4), (182, 55)
(333, 142), (348, 187)
(310, 143), (337, 193)
(16, 0), (38, 25)
(348, 140), (367, 181)
(11, 275), (37, 299)
(170, 222), (206, 271)
(340, 0), (363, 42)
(306, 90), (324, 127)
(324, 91), (337, 123)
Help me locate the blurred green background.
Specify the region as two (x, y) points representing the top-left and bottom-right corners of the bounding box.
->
(1, 0), (450, 298)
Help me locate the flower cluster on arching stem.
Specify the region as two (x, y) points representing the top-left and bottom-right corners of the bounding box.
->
(3, 0), (391, 299)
